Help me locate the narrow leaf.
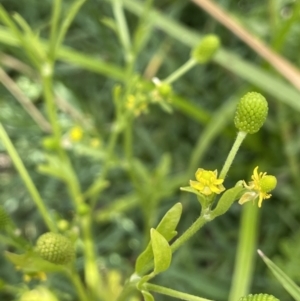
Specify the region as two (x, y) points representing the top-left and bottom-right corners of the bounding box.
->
(258, 249), (300, 301)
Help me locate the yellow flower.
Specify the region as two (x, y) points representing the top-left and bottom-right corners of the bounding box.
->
(189, 169), (225, 196)
(239, 166), (277, 207)
(70, 126), (83, 142)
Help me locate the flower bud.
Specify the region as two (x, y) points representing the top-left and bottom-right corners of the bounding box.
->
(239, 294), (280, 301)
(234, 92), (268, 134)
(260, 175), (277, 193)
(157, 83), (172, 98)
(36, 232), (75, 265)
(191, 34), (220, 64)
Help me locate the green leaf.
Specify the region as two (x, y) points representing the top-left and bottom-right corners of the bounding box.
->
(135, 203), (182, 274)
(5, 251), (65, 273)
(258, 250), (300, 301)
(151, 228), (172, 274)
(142, 290), (155, 301)
(135, 244), (153, 275)
(212, 184), (245, 218)
(156, 202), (182, 241)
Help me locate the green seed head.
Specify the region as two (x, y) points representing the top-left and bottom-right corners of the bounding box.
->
(0, 206), (10, 230)
(234, 92), (268, 134)
(36, 232), (75, 265)
(239, 294), (280, 301)
(191, 34), (220, 64)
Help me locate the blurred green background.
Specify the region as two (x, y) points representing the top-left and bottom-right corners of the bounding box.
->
(0, 0), (300, 300)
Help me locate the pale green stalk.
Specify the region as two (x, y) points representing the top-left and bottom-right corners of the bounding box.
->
(67, 268), (90, 301)
(0, 123), (56, 232)
(113, 0), (132, 63)
(228, 203), (259, 301)
(48, 0), (61, 60)
(80, 215), (102, 299)
(144, 283), (214, 301)
(219, 131), (247, 179)
(171, 210), (212, 253)
(163, 58), (197, 84)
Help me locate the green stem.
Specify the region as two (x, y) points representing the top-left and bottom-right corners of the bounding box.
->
(41, 69), (61, 138)
(91, 123), (120, 208)
(144, 283), (213, 301)
(67, 268), (90, 301)
(219, 131), (247, 179)
(171, 209), (212, 253)
(163, 58), (197, 84)
(81, 215), (103, 299)
(124, 116), (133, 161)
(228, 203), (259, 301)
(113, 0), (132, 63)
(48, 0), (61, 61)
(0, 123), (56, 232)
(116, 278), (139, 301)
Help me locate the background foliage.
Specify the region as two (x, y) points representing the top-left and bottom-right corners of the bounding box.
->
(0, 0), (300, 300)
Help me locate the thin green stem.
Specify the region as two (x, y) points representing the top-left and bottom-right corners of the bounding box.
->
(49, 0), (62, 61)
(91, 124), (120, 208)
(0, 123), (56, 232)
(228, 203), (259, 301)
(41, 69), (61, 139)
(116, 278), (139, 301)
(267, 0), (277, 37)
(124, 116), (133, 161)
(55, 0), (87, 59)
(171, 209), (212, 253)
(163, 58), (197, 84)
(144, 283), (213, 301)
(67, 268), (90, 301)
(81, 215), (103, 300)
(113, 0), (132, 63)
(219, 131), (247, 179)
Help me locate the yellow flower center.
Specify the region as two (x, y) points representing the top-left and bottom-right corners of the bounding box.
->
(190, 168), (225, 196)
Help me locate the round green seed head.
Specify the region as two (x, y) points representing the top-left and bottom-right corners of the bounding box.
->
(239, 294), (280, 301)
(191, 34), (221, 64)
(0, 206), (10, 230)
(234, 92), (268, 134)
(36, 232), (75, 265)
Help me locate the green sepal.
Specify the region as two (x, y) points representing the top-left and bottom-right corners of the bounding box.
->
(151, 228), (172, 274)
(180, 186), (211, 208)
(142, 290), (155, 301)
(212, 183), (245, 218)
(135, 203), (182, 274)
(180, 186), (204, 198)
(5, 251), (65, 274)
